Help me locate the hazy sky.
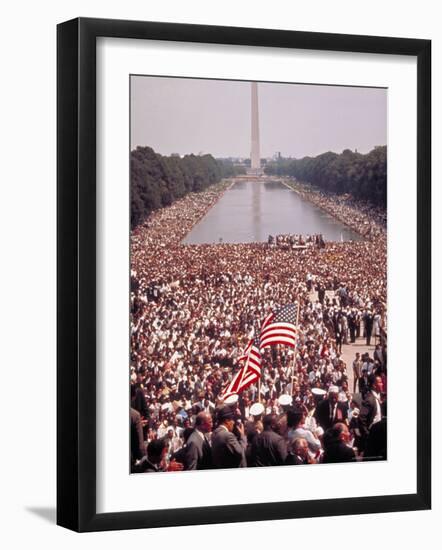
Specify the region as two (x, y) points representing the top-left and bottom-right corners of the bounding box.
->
(130, 76), (387, 159)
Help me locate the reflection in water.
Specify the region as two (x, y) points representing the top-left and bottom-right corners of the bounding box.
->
(232, 180), (247, 190)
(251, 182), (261, 242)
(182, 181), (363, 244)
(263, 181), (286, 191)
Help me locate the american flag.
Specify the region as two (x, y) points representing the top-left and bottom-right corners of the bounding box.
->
(260, 303), (298, 350)
(220, 335), (262, 400)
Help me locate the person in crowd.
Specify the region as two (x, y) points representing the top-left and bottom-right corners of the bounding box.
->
(363, 310), (374, 346)
(348, 308), (358, 343)
(250, 414), (288, 467)
(131, 383), (149, 423)
(352, 352), (363, 393)
(359, 374), (384, 450)
(130, 407), (146, 473)
(322, 423), (356, 463)
(140, 438), (184, 473)
(141, 438), (168, 472)
(170, 427), (193, 464)
(364, 401), (387, 460)
(335, 313), (344, 354)
(374, 344), (384, 367)
(128, 177), (387, 471)
(317, 282), (326, 305)
(373, 311), (382, 344)
(314, 386), (348, 432)
(286, 406), (321, 456)
(211, 406), (247, 468)
(184, 412), (213, 470)
(285, 438), (316, 465)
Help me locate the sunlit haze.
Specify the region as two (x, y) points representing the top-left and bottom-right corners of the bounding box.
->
(131, 76), (387, 159)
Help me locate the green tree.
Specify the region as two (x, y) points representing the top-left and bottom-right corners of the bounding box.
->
(130, 146), (227, 229)
(264, 146), (386, 208)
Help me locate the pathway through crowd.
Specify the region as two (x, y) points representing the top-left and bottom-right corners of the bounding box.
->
(308, 289), (376, 393)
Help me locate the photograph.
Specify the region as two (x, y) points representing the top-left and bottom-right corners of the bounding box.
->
(129, 75), (388, 474)
(0, 0), (434, 540)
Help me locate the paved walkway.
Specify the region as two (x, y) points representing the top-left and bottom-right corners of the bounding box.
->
(340, 337), (375, 393)
(308, 289), (376, 393)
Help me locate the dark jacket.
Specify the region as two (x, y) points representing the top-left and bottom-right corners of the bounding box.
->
(322, 441), (356, 463)
(314, 398), (348, 431)
(250, 429), (288, 467)
(211, 425), (247, 468)
(364, 417), (387, 460)
(359, 391), (380, 439)
(131, 387), (149, 419)
(184, 430), (213, 470)
(130, 408), (145, 466)
(285, 453), (307, 466)
(138, 458), (163, 473)
(363, 313), (374, 332)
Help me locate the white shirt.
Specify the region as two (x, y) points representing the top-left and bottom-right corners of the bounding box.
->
(371, 391), (382, 425)
(329, 401), (338, 421)
(288, 427), (321, 453)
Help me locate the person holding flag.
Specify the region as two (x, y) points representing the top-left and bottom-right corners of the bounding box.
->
(220, 304), (299, 403)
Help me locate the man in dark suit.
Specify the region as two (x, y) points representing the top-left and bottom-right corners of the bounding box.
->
(348, 309), (358, 343)
(317, 283), (326, 305)
(359, 374), (384, 453)
(322, 423), (356, 463)
(363, 310), (374, 345)
(130, 407), (146, 472)
(184, 412), (213, 470)
(314, 386), (347, 432)
(140, 438), (168, 472)
(250, 414), (287, 466)
(139, 438), (184, 473)
(131, 383), (149, 421)
(365, 415), (387, 461)
(211, 406), (247, 468)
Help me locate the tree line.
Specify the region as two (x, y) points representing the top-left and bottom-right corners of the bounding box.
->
(264, 146), (387, 208)
(131, 146), (243, 229)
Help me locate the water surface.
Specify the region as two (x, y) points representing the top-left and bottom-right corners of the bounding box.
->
(183, 180), (362, 244)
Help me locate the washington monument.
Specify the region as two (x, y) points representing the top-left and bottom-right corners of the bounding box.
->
(250, 82), (262, 174)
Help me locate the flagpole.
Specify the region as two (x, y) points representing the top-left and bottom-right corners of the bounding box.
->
(291, 300), (300, 397)
(256, 323), (262, 403)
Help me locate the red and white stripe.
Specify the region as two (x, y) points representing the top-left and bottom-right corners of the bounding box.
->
(220, 338), (262, 400)
(259, 313), (297, 349)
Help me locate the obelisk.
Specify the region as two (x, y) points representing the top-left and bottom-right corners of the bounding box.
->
(250, 82), (261, 173)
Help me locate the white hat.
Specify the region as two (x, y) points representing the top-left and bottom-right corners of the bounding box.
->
(311, 388), (326, 396)
(223, 394), (239, 405)
(278, 394), (293, 407)
(328, 385), (339, 394)
(250, 402), (265, 416)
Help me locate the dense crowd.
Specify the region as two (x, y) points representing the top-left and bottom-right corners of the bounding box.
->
(284, 179), (387, 241)
(130, 178), (387, 473)
(268, 233), (325, 249)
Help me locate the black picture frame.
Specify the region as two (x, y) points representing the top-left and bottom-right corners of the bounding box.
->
(57, 17), (431, 532)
